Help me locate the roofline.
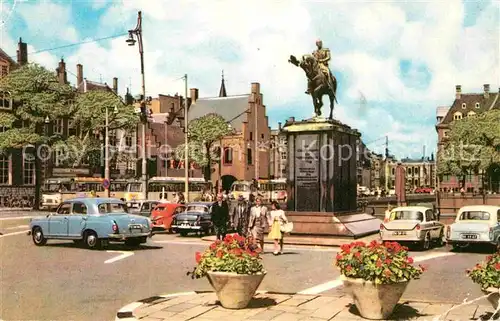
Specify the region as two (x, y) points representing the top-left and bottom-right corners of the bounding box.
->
(196, 94), (249, 101)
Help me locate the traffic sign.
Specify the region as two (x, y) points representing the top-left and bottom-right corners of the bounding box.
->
(103, 179), (110, 189)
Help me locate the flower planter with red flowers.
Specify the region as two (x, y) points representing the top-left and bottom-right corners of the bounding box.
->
(466, 253), (500, 310)
(335, 241), (426, 320)
(188, 234), (265, 309)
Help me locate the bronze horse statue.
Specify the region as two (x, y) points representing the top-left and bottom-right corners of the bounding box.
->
(289, 54), (337, 119)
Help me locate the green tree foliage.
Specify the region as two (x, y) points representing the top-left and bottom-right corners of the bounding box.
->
(175, 113), (232, 181)
(438, 110), (500, 186)
(54, 90), (139, 167)
(0, 63), (74, 150)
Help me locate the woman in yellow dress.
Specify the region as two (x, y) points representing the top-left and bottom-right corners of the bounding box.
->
(268, 201), (288, 255)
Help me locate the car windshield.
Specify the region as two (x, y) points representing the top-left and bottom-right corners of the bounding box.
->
(186, 205), (208, 213)
(390, 211), (423, 221)
(459, 211), (490, 221)
(233, 185), (249, 192)
(98, 202), (128, 214)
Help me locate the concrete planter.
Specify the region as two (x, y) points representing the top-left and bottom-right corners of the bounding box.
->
(207, 271), (266, 309)
(483, 287), (500, 311)
(341, 276), (409, 319)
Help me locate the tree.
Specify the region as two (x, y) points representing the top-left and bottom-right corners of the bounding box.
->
(174, 113), (232, 181)
(438, 109), (500, 190)
(0, 63), (75, 208)
(53, 90), (139, 168)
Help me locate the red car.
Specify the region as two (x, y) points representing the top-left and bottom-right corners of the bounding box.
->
(415, 187), (433, 194)
(151, 203), (186, 233)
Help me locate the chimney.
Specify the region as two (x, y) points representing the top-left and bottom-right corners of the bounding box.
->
(288, 116), (295, 123)
(251, 82), (260, 94)
(278, 122), (282, 131)
(56, 58), (67, 84)
(455, 85), (461, 99)
(484, 84), (490, 99)
(16, 38), (28, 65)
(190, 88), (198, 103)
(113, 77), (118, 94)
(76, 64), (83, 88)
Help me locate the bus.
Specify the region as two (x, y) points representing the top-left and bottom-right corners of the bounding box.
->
(258, 178), (287, 202)
(41, 177), (133, 209)
(230, 181), (253, 200)
(124, 177), (212, 202)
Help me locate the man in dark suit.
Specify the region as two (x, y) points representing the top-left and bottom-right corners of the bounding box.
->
(211, 193), (229, 240)
(231, 195), (250, 237)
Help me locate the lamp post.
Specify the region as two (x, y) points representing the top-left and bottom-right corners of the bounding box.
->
(127, 11), (148, 200)
(105, 105), (118, 197)
(183, 74), (189, 201)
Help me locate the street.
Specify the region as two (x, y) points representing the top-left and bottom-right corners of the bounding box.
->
(0, 219), (495, 321)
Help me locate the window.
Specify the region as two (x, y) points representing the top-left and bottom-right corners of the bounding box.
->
(72, 202), (87, 215)
(247, 148), (253, 165)
(425, 210), (434, 222)
(392, 168), (396, 175)
(453, 112), (463, 120)
(98, 202), (128, 214)
(125, 134), (133, 147)
(223, 147), (233, 165)
(109, 130), (117, 146)
(249, 132), (253, 141)
(0, 155), (9, 184)
(23, 153), (35, 185)
(280, 152), (287, 160)
(54, 119), (64, 135)
(475, 103), (480, 109)
(175, 206), (186, 214)
(1, 65), (8, 77)
(390, 210), (423, 221)
(261, 134), (264, 139)
(459, 211), (490, 221)
(0, 91), (12, 110)
(68, 120), (77, 136)
(0, 126), (5, 133)
(56, 203), (72, 215)
(467, 111), (476, 117)
(461, 103), (466, 109)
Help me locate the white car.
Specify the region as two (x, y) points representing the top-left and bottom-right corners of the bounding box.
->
(380, 206), (444, 250)
(446, 205), (500, 251)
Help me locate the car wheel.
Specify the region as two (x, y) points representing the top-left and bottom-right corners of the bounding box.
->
(84, 231), (101, 250)
(436, 229), (444, 247)
(421, 232), (431, 251)
(32, 227), (47, 246)
(180, 231), (188, 237)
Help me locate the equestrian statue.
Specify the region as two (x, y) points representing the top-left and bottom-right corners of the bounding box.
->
(289, 39), (338, 120)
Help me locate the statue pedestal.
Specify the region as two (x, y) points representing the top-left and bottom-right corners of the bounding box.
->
(282, 117), (380, 237)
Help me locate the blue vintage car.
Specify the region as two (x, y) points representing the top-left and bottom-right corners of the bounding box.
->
(28, 198), (152, 249)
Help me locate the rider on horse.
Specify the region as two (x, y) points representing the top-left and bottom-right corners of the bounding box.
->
(306, 39), (334, 95)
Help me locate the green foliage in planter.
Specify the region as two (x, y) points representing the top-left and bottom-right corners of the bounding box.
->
(467, 253), (500, 290)
(335, 241), (426, 285)
(188, 234), (264, 279)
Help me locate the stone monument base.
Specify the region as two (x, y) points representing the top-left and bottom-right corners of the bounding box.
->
(285, 211), (381, 238)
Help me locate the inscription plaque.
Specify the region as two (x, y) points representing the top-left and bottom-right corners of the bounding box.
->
(295, 134), (320, 211)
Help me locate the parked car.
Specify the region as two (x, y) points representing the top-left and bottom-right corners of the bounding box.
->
(127, 200), (161, 218)
(151, 203), (186, 233)
(380, 206), (444, 250)
(415, 187), (434, 194)
(171, 202), (213, 237)
(446, 205), (500, 251)
(28, 198), (152, 249)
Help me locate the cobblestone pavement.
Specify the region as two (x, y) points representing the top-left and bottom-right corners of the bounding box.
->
(117, 292), (496, 321)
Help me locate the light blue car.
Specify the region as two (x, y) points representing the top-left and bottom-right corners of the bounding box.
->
(28, 198), (152, 249)
(446, 205), (500, 251)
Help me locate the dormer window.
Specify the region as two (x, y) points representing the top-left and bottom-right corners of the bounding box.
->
(475, 102), (480, 109)
(461, 103), (466, 109)
(467, 111), (476, 118)
(453, 112), (463, 120)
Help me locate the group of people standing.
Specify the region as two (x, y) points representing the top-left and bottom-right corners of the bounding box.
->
(210, 193), (289, 255)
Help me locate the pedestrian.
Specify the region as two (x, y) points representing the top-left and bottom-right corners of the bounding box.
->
(268, 201), (288, 255)
(177, 192), (186, 204)
(231, 195), (250, 237)
(248, 197), (268, 252)
(211, 193), (229, 240)
(384, 204), (393, 221)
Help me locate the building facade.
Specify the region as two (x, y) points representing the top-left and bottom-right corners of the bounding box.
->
(389, 157), (436, 190)
(269, 123), (287, 179)
(436, 84), (500, 192)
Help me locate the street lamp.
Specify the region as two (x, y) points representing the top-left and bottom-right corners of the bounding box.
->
(127, 11), (148, 200)
(104, 105), (118, 197)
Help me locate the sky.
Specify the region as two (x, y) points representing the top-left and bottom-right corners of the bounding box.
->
(0, 0), (498, 159)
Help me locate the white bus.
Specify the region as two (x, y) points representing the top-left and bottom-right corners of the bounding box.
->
(125, 177), (212, 202)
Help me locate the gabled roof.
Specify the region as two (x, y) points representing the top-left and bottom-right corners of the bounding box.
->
(441, 90), (500, 124)
(188, 95), (250, 132)
(78, 79), (113, 93)
(0, 47), (16, 66)
(436, 106), (449, 119)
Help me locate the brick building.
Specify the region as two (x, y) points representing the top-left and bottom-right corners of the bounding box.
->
(269, 124), (287, 179)
(436, 84), (500, 192)
(188, 77), (271, 190)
